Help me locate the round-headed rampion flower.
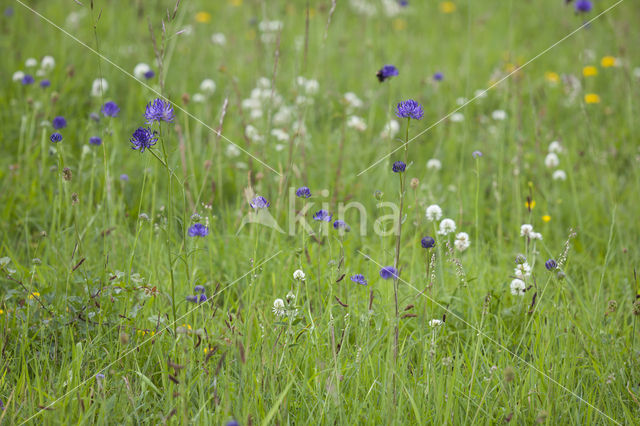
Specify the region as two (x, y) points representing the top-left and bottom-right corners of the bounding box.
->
(145, 98), (175, 124)
(350, 274), (367, 286)
(575, 0), (592, 13)
(296, 186), (311, 198)
(396, 99), (424, 120)
(379, 266), (399, 280)
(21, 74), (35, 85)
(515, 254), (527, 265)
(313, 209), (332, 222)
(40, 79), (51, 88)
(199, 293), (208, 303)
(130, 127), (158, 153)
(545, 259), (558, 271)
(376, 65), (399, 82)
(472, 150), (483, 159)
(250, 196), (270, 209)
(194, 285), (205, 294)
(89, 136), (102, 146)
(333, 220), (350, 231)
(433, 72), (444, 81)
(144, 70), (155, 79)
(50, 132), (63, 143)
(120, 174), (129, 181)
(186, 295), (198, 303)
(52, 116), (67, 129)
(392, 161), (406, 173)
(101, 101), (120, 117)
(188, 223), (209, 237)
(421, 236), (435, 249)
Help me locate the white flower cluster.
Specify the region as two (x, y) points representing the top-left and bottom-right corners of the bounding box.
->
(349, 0), (377, 17)
(510, 279), (526, 296)
(346, 115), (367, 132)
(258, 20), (283, 43)
(426, 205), (470, 252)
(344, 92), (364, 113)
(520, 224), (542, 241)
(13, 55), (56, 83)
(427, 158), (442, 171)
(545, 140), (567, 181)
(211, 33), (226, 46)
(272, 289), (299, 319)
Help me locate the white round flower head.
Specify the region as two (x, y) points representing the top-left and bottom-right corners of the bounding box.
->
(454, 232), (470, 252)
(346, 115), (367, 132)
(271, 128), (290, 142)
(429, 319), (443, 327)
(199, 78), (216, 95)
(304, 79), (319, 96)
(520, 224), (534, 237)
(91, 78), (108, 97)
(257, 77), (271, 90)
(548, 140), (563, 154)
(552, 170), (567, 181)
(245, 125), (263, 142)
(273, 106), (293, 126)
(274, 144), (285, 152)
(426, 158), (442, 171)
(25, 58), (38, 68)
(514, 262), (531, 279)
(241, 97), (261, 111)
(544, 152), (559, 169)
(293, 269), (306, 281)
(344, 92), (363, 110)
(380, 120), (400, 139)
(40, 55), (55, 71)
(36, 69), (46, 77)
(211, 32), (227, 45)
(426, 205), (443, 222)
(286, 290), (296, 301)
(634, 67), (640, 79)
(438, 218), (456, 235)
(133, 63), (151, 80)
(529, 232), (543, 241)
(272, 298), (285, 317)
(474, 89), (488, 98)
(450, 112), (465, 122)
(491, 110), (507, 120)
(510, 279), (526, 296)
(249, 108), (264, 120)
(192, 93), (206, 103)
(456, 97), (468, 106)
(12, 71), (25, 82)
(225, 144), (241, 158)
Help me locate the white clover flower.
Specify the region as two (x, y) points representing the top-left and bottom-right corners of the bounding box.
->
(133, 63), (151, 80)
(91, 78), (108, 97)
(454, 232), (470, 252)
(296, 95), (312, 106)
(271, 128), (290, 142)
(491, 110), (507, 120)
(438, 218), (456, 235)
(40, 55), (55, 71)
(257, 77), (271, 90)
(520, 224), (534, 237)
(548, 141), (563, 154)
(192, 93), (206, 103)
(429, 319), (443, 327)
(241, 98), (262, 110)
(273, 106), (293, 126)
(426, 205), (443, 222)
(211, 33), (227, 45)
(225, 144), (241, 158)
(12, 71), (25, 82)
(531, 232), (543, 241)
(552, 170), (567, 181)
(286, 290), (296, 301)
(427, 158), (442, 171)
(474, 89), (488, 99)
(199, 78), (216, 95)
(36, 69), (46, 77)
(344, 92), (363, 110)
(346, 115), (367, 132)
(450, 112), (465, 122)
(293, 269), (306, 281)
(544, 152), (559, 169)
(245, 125), (263, 143)
(510, 279), (526, 296)
(514, 262), (531, 279)
(456, 97), (468, 106)
(249, 108), (264, 120)
(304, 79), (319, 96)
(25, 58), (38, 68)
(272, 298), (286, 317)
(380, 120), (399, 139)
(274, 144), (286, 152)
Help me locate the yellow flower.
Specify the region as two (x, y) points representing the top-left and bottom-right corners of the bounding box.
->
(542, 215), (551, 223)
(28, 292), (40, 300)
(195, 11), (212, 23)
(544, 71), (560, 83)
(392, 18), (407, 31)
(440, 1), (457, 13)
(0, 309), (4, 315)
(584, 93), (600, 104)
(582, 66), (598, 77)
(230, 0), (242, 5)
(525, 200), (536, 210)
(600, 56), (616, 67)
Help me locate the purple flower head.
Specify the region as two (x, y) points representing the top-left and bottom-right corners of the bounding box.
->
(4, 7), (14, 17)
(144, 70), (155, 79)
(392, 161), (406, 173)
(396, 99), (424, 120)
(379, 266), (399, 280)
(545, 259), (558, 271)
(199, 293), (208, 303)
(52, 116), (67, 129)
(89, 136), (102, 146)
(21, 74), (35, 85)
(313, 209), (332, 222)
(350, 274), (367, 286)
(226, 421), (240, 426)
(49, 132), (63, 143)
(376, 65), (399, 82)
(398, 0), (409, 6)
(296, 186), (311, 198)
(250, 196), (270, 209)
(421, 236), (435, 249)
(101, 101), (120, 117)
(194, 285), (205, 294)
(188, 223), (209, 237)
(0, 398), (4, 410)
(40, 79), (51, 88)
(433, 72), (444, 81)
(575, 0), (592, 13)
(333, 220), (350, 231)
(120, 174), (129, 181)
(472, 150), (483, 159)
(186, 295), (198, 303)
(130, 127), (158, 153)
(89, 112), (101, 122)
(95, 373), (105, 380)
(145, 98), (175, 124)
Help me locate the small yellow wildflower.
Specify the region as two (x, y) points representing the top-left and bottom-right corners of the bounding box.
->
(0, 309), (4, 315)
(584, 93), (601, 104)
(392, 18), (407, 31)
(525, 200), (536, 210)
(182, 323), (192, 330)
(542, 215), (551, 223)
(195, 12), (212, 23)
(28, 292), (40, 300)
(600, 56), (616, 67)
(544, 71), (560, 83)
(440, 1), (457, 13)
(582, 66), (598, 77)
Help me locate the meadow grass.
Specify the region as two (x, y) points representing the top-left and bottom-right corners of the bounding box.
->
(1, 0), (640, 424)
